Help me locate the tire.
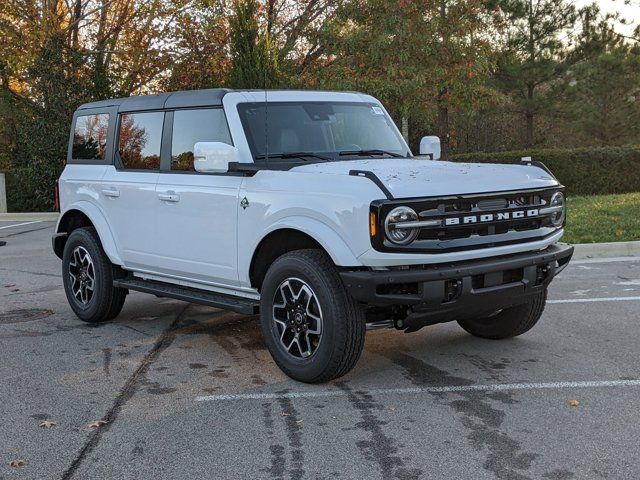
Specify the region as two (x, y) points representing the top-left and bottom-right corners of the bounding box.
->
(457, 289), (547, 340)
(62, 227), (127, 323)
(260, 249), (365, 383)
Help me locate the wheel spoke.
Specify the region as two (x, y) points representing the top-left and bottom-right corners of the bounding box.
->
(281, 281), (295, 304)
(299, 333), (312, 358)
(271, 277), (323, 360)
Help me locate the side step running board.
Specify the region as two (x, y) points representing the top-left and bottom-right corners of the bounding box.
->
(113, 278), (259, 315)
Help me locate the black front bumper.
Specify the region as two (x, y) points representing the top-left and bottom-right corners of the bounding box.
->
(340, 243), (574, 331)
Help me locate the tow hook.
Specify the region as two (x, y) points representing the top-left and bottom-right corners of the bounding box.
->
(536, 265), (550, 285)
(444, 279), (463, 302)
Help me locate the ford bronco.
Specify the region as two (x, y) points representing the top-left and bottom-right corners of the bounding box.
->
(53, 89), (573, 383)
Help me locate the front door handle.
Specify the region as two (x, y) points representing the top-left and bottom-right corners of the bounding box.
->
(102, 188), (120, 198)
(158, 191), (180, 203)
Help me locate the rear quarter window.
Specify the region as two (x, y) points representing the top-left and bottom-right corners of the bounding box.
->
(72, 114), (110, 160)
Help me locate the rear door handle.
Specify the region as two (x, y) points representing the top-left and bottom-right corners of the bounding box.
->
(158, 191), (180, 203)
(102, 188), (120, 198)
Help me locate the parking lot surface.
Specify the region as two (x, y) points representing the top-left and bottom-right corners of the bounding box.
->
(1, 220), (639, 479)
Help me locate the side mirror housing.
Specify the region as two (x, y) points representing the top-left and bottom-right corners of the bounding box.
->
(419, 136), (441, 160)
(193, 142), (239, 173)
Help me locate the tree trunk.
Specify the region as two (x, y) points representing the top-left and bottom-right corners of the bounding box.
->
(71, 0), (82, 49)
(525, 83), (535, 147)
(401, 117), (409, 144)
(437, 89), (450, 160)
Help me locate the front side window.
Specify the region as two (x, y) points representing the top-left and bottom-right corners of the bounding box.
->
(237, 102), (410, 161)
(118, 112), (164, 170)
(171, 109), (232, 171)
(72, 114), (109, 160)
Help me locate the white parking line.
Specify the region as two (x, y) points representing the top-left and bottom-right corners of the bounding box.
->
(548, 296), (640, 304)
(195, 379), (640, 402)
(572, 256), (640, 264)
(0, 220), (42, 230)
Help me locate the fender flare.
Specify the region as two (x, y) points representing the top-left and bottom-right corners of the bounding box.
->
(56, 201), (123, 265)
(241, 216), (363, 286)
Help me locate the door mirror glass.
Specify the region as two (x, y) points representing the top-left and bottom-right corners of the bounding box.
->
(419, 136), (441, 160)
(193, 142), (239, 173)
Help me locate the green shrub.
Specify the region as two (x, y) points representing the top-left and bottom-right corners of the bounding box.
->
(450, 145), (640, 195)
(4, 167), (58, 213)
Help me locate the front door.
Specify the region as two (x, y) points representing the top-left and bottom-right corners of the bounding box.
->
(153, 108), (241, 286)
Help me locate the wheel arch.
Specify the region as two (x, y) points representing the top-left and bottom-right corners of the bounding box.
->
(248, 222), (361, 291)
(54, 202), (122, 265)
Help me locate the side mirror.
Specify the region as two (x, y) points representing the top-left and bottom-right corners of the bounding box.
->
(193, 142), (239, 173)
(419, 136), (441, 160)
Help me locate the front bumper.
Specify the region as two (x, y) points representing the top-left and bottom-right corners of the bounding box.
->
(340, 243), (574, 331)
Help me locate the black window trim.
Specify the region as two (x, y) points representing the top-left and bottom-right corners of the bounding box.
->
(161, 106), (237, 176)
(114, 109), (166, 173)
(67, 107), (118, 165)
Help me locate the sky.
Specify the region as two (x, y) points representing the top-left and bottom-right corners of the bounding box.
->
(575, 0), (640, 36)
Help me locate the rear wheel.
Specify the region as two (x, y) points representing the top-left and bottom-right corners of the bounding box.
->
(62, 227), (127, 323)
(457, 290), (547, 339)
(260, 249), (365, 383)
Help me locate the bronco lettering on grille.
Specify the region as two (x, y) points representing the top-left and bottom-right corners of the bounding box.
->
(444, 209), (540, 226)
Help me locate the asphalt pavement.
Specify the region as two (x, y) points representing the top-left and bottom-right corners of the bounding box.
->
(1, 219), (639, 480)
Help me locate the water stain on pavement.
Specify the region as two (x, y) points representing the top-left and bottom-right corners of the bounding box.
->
(276, 392), (306, 480)
(102, 348), (112, 377)
(381, 350), (540, 480)
(188, 363), (208, 369)
(336, 381), (423, 480)
(261, 402), (286, 479)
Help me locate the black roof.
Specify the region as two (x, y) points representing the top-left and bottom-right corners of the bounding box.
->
(77, 88), (231, 112)
(76, 88), (367, 113)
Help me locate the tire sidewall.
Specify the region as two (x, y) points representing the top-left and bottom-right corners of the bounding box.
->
(260, 255), (343, 382)
(62, 229), (110, 322)
(458, 289), (547, 339)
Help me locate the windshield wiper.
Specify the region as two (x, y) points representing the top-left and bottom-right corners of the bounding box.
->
(338, 149), (404, 158)
(255, 152), (331, 161)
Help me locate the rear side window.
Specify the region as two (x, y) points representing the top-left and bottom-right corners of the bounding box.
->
(171, 109), (232, 171)
(72, 114), (109, 160)
(118, 112), (164, 170)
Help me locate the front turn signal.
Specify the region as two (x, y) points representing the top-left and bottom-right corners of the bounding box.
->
(369, 212), (377, 237)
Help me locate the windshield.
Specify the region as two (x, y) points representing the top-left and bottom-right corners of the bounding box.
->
(237, 101), (411, 161)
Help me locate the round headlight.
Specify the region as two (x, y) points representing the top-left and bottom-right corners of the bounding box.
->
(384, 206), (419, 245)
(549, 192), (566, 227)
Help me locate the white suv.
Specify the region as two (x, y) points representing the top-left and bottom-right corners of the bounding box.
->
(53, 89), (573, 382)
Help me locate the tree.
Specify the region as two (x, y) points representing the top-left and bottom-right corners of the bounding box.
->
(228, 0), (280, 89)
(162, 0), (231, 91)
(493, 0), (578, 147)
(557, 11), (640, 146)
(317, 0), (494, 158)
(0, 0), (175, 209)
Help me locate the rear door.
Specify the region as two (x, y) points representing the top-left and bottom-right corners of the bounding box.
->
(153, 108), (242, 286)
(100, 111), (164, 271)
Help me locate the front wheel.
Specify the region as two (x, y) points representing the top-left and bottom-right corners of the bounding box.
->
(62, 227), (127, 323)
(260, 249), (365, 383)
(457, 290), (547, 339)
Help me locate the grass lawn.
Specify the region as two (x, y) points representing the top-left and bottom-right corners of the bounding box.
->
(564, 192), (640, 244)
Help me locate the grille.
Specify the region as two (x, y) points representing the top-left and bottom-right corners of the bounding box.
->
(373, 188), (562, 253)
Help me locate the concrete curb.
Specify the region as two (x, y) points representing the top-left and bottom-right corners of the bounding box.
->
(572, 241), (640, 260)
(0, 212), (59, 221)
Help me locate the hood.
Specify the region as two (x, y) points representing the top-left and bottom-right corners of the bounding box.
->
(290, 158), (558, 198)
